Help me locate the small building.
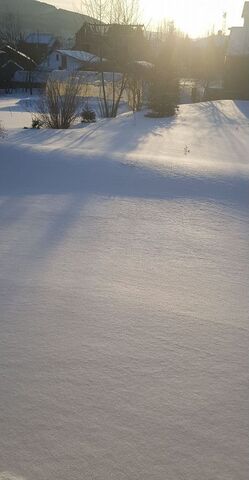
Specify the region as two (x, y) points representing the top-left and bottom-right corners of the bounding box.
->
(39, 49), (103, 72)
(224, 2), (249, 98)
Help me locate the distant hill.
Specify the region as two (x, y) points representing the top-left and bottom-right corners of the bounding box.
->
(0, 0), (93, 39)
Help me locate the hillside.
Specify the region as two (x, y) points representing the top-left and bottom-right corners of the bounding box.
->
(0, 0), (92, 38)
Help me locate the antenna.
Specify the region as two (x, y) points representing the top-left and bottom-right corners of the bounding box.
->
(222, 12), (227, 35)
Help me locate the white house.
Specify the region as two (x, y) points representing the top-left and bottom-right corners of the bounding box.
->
(39, 50), (102, 72)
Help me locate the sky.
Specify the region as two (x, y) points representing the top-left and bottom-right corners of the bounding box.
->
(38, 0), (245, 37)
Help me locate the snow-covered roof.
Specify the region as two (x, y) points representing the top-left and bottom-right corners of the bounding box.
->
(4, 45), (37, 67)
(25, 33), (56, 46)
(57, 50), (103, 64)
(227, 27), (249, 56)
(131, 61), (154, 69)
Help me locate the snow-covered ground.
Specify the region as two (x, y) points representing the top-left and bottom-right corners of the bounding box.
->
(0, 95), (248, 480)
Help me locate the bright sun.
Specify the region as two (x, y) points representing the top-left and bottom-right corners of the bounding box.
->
(140, 0), (244, 37)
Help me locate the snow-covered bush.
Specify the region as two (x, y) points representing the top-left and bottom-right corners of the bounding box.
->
(36, 76), (82, 129)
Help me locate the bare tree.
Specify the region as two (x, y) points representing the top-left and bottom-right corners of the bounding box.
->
(84, 0), (140, 23)
(84, 0), (110, 22)
(0, 13), (23, 47)
(83, 0), (142, 117)
(127, 76), (142, 112)
(35, 76), (83, 129)
(110, 0), (140, 24)
(73, 1), (84, 15)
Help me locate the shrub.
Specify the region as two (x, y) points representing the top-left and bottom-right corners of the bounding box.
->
(36, 76), (82, 129)
(127, 78), (143, 112)
(147, 69), (179, 118)
(32, 118), (44, 129)
(98, 72), (128, 118)
(146, 101), (178, 118)
(81, 106), (96, 123)
(147, 88), (179, 118)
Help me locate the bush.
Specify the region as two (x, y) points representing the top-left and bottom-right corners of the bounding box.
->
(32, 118), (44, 129)
(81, 106), (96, 123)
(147, 70), (179, 118)
(36, 76), (82, 129)
(98, 72), (128, 118)
(146, 101), (178, 118)
(127, 78), (143, 112)
(147, 89), (179, 117)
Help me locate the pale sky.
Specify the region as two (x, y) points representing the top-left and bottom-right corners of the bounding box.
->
(38, 0), (245, 37)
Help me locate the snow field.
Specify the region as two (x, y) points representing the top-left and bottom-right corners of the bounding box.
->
(0, 95), (249, 480)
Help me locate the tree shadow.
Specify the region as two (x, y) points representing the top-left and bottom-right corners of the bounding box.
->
(197, 100), (249, 127)
(234, 100), (249, 120)
(1, 114), (249, 313)
(10, 112), (179, 156)
(0, 142), (248, 205)
(1, 101), (248, 275)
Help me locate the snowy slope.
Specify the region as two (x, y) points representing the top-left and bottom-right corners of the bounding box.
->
(0, 97), (249, 480)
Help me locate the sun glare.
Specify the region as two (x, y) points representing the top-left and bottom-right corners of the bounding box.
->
(42, 0), (245, 38)
(140, 0), (244, 37)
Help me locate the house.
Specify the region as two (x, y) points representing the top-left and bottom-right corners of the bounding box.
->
(75, 23), (146, 64)
(224, 2), (249, 98)
(3, 45), (36, 70)
(194, 31), (227, 49)
(39, 49), (103, 72)
(0, 45), (36, 90)
(19, 33), (59, 64)
(242, 1), (249, 26)
(0, 61), (23, 90)
(15, 49), (105, 89)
